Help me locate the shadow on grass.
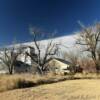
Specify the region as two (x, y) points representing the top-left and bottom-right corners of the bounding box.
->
(16, 80), (35, 88)
(1, 75), (97, 92)
(15, 76), (81, 89)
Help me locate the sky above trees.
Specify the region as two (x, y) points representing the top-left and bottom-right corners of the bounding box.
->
(0, 0), (100, 46)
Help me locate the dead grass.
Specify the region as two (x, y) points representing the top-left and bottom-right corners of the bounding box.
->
(0, 73), (74, 92)
(74, 73), (100, 79)
(0, 79), (100, 100)
(0, 73), (100, 93)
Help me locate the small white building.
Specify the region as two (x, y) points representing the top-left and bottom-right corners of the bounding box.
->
(47, 58), (72, 74)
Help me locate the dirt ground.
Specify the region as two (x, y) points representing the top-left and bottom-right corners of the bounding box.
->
(0, 79), (100, 100)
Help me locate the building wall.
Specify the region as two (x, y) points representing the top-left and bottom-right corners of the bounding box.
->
(48, 59), (70, 74)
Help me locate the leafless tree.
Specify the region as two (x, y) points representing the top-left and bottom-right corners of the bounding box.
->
(0, 45), (23, 74)
(76, 22), (100, 72)
(62, 50), (81, 72)
(26, 27), (59, 74)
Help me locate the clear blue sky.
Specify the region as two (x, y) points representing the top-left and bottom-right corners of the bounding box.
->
(0, 0), (100, 46)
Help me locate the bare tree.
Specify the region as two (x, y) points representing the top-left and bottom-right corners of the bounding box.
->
(62, 50), (81, 73)
(26, 27), (59, 74)
(76, 22), (100, 72)
(0, 45), (23, 74)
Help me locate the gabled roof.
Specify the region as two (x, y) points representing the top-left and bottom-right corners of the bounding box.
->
(47, 57), (72, 65)
(54, 58), (72, 65)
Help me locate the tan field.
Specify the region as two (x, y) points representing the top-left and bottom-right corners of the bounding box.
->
(0, 79), (100, 100)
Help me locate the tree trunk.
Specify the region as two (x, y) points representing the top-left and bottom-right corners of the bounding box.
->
(9, 70), (13, 74)
(37, 66), (43, 75)
(9, 65), (14, 75)
(95, 63), (100, 73)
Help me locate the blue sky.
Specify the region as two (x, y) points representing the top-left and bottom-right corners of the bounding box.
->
(0, 0), (100, 46)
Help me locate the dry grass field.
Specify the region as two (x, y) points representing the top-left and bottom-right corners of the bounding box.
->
(0, 73), (74, 92)
(0, 79), (100, 100)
